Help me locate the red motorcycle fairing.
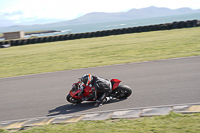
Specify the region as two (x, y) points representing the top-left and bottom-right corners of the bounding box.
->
(69, 89), (82, 99)
(69, 85), (94, 100)
(111, 79), (121, 90)
(69, 79), (121, 100)
(67, 78), (132, 104)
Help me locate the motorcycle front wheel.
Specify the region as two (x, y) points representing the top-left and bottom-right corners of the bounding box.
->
(112, 85), (132, 99)
(66, 94), (82, 103)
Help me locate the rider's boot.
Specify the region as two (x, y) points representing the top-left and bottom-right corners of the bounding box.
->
(105, 96), (113, 102)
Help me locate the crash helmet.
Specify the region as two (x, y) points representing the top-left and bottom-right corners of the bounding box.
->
(81, 74), (93, 86)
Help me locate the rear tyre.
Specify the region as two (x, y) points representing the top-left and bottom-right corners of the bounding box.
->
(112, 85), (132, 99)
(66, 94), (82, 103)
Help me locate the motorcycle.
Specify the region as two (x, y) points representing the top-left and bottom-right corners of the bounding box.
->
(66, 78), (132, 104)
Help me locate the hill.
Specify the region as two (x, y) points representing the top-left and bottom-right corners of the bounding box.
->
(0, 6), (200, 33)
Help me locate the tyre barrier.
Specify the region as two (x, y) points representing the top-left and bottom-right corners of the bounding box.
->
(48, 36), (53, 42)
(18, 39), (25, 45)
(25, 39), (30, 45)
(10, 40), (14, 46)
(58, 35), (64, 41)
(101, 30), (106, 36)
(91, 32), (97, 37)
(96, 31), (101, 37)
(71, 34), (76, 39)
(15, 40), (20, 46)
(192, 20), (199, 27)
(40, 37), (45, 43)
(1, 19), (199, 48)
(67, 34), (72, 40)
(85, 32), (91, 38)
(30, 38), (35, 44)
(0, 41), (10, 48)
(74, 33), (81, 39)
(108, 30), (112, 36)
(64, 35), (68, 40)
(37, 38), (41, 43)
(1, 41), (8, 45)
(52, 36), (58, 42)
(186, 20), (191, 28)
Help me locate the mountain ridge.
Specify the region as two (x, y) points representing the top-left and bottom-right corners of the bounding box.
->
(1, 6), (200, 33)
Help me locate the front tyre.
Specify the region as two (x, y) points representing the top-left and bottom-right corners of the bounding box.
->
(66, 94), (82, 103)
(112, 85), (132, 99)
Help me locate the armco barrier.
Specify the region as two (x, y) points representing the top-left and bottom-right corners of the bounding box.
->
(0, 19), (199, 48)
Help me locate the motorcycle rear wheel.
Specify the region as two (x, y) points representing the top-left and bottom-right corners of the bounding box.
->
(66, 94), (82, 103)
(112, 85), (132, 99)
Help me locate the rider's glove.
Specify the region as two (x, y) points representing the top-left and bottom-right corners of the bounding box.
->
(79, 86), (85, 93)
(91, 87), (95, 91)
(77, 86), (84, 96)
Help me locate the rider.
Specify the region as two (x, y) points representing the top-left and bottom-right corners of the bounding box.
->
(80, 74), (113, 106)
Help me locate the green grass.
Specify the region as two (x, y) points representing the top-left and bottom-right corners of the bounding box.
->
(1, 112), (200, 133)
(0, 27), (200, 78)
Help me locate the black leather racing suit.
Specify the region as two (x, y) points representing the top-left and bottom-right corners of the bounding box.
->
(91, 76), (112, 104)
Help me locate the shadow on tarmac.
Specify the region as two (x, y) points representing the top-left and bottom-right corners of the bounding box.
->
(47, 98), (127, 117)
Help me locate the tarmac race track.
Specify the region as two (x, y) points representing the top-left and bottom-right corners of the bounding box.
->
(0, 56), (200, 122)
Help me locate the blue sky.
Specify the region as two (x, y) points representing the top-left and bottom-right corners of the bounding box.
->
(0, 0), (200, 26)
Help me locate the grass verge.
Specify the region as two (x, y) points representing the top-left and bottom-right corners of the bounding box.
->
(1, 112), (200, 133)
(0, 27), (200, 78)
